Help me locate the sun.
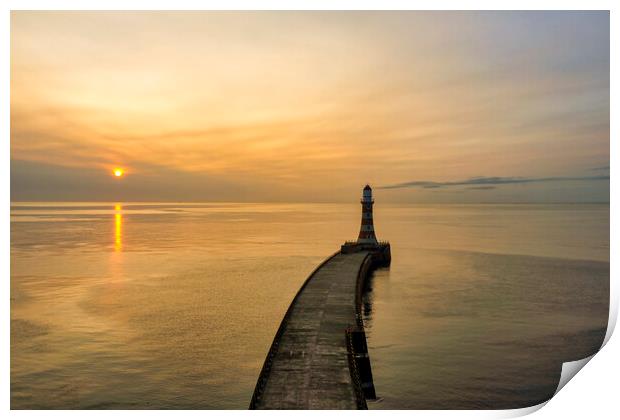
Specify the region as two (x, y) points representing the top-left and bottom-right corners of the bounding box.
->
(113, 168), (124, 177)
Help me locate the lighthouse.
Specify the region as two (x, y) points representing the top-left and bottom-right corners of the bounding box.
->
(357, 185), (379, 245)
(340, 185), (390, 263)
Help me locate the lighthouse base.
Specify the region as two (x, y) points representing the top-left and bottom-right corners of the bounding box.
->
(340, 241), (391, 267)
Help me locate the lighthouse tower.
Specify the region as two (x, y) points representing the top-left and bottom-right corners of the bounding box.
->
(357, 185), (379, 245)
(341, 184), (390, 263)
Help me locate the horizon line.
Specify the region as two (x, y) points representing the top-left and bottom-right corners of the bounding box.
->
(9, 200), (611, 205)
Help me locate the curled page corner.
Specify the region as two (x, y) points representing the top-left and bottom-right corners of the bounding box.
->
(554, 354), (595, 397)
(495, 334), (611, 419)
(493, 401), (548, 419)
(540, 296), (619, 408)
(492, 355), (597, 419)
(602, 292), (618, 347)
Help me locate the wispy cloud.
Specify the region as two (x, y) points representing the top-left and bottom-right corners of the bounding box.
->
(379, 175), (609, 190)
(590, 165), (610, 171)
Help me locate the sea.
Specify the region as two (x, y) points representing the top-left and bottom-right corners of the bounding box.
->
(10, 202), (609, 409)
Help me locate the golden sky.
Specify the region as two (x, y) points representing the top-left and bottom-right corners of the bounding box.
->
(11, 11), (609, 202)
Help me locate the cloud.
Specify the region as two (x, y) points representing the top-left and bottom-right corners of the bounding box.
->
(379, 175), (609, 190)
(590, 165), (610, 171)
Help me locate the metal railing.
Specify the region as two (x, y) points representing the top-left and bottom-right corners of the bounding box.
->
(354, 254), (373, 328)
(345, 326), (369, 410)
(342, 252), (375, 409)
(342, 240), (390, 246)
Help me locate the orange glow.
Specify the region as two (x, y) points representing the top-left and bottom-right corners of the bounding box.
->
(9, 12), (610, 204)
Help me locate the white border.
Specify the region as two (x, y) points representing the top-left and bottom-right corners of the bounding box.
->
(1, 0), (618, 11)
(3, 1), (616, 419)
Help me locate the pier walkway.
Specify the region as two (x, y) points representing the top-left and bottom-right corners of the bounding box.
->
(250, 251), (372, 409)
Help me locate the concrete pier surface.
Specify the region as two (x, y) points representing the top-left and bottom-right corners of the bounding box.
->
(250, 251), (373, 409)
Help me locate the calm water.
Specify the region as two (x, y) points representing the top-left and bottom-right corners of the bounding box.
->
(10, 202), (609, 409)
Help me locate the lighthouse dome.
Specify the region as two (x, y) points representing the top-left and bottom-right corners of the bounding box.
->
(362, 184), (373, 201)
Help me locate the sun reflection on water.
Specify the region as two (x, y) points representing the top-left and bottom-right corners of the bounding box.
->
(114, 204), (122, 251)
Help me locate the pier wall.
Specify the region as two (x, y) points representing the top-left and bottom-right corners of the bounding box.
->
(250, 245), (389, 410)
(249, 251), (340, 409)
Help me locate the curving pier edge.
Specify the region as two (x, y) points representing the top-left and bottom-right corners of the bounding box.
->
(249, 243), (391, 410)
